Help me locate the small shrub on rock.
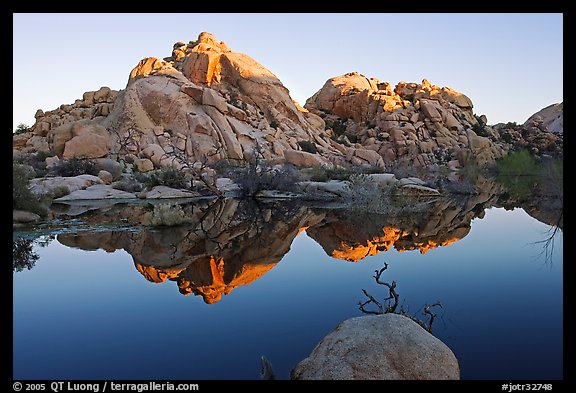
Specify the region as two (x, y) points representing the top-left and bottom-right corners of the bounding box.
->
(112, 179), (143, 193)
(145, 167), (188, 189)
(53, 157), (98, 177)
(14, 123), (30, 135)
(235, 162), (300, 197)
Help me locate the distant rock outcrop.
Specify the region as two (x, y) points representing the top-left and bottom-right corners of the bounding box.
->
(524, 103), (563, 134)
(491, 103), (563, 157)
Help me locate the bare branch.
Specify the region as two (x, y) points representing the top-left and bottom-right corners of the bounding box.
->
(359, 262), (443, 332)
(358, 289), (383, 315)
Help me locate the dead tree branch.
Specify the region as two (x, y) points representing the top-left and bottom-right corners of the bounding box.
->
(359, 262), (443, 333)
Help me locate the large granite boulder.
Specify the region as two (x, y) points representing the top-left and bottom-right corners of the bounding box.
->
(291, 314), (460, 380)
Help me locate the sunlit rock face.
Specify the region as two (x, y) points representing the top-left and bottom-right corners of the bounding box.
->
(305, 74), (506, 168)
(101, 32), (343, 168)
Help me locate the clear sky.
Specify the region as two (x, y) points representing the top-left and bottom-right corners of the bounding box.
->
(13, 13), (563, 131)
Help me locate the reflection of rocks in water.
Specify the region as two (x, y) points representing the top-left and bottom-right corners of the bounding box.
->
(520, 180), (563, 230)
(306, 196), (479, 261)
(58, 199), (325, 304)
(54, 173), (562, 301)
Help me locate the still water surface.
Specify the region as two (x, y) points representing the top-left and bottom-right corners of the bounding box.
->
(13, 200), (562, 380)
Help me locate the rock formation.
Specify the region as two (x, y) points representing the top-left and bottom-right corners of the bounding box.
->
(56, 199), (326, 304)
(13, 31), (562, 173)
(491, 104), (563, 157)
(523, 103), (563, 134)
(291, 314), (460, 380)
(305, 73), (507, 168)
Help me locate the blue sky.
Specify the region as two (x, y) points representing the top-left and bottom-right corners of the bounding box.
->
(13, 13), (563, 130)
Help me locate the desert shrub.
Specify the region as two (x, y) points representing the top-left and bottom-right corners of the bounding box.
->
(13, 163), (47, 216)
(149, 203), (191, 226)
(307, 167), (353, 182)
(495, 150), (545, 201)
(297, 140), (318, 154)
(211, 159), (243, 177)
(497, 149), (541, 176)
(501, 132), (514, 144)
(112, 179), (143, 193)
(344, 174), (396, 212)
(14, 123), (30, 134)
(53, 157), (98, 177)
(28, 151), (56, 177)
(235, 162), (300, 197)
(306, 165), (385, 182)
(145, 167), (187, 189)
(133, 172), (151, 184)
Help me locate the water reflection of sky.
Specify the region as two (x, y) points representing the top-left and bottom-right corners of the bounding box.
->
(13, 207), (562, 380)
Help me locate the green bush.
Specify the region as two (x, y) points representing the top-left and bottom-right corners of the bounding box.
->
(297, 140), (318, 154)
(306, 165), (385, 182)
(145, 167), (188, 189)
(497, 149), (541, 176)
(14, 123), (30, 134)
(53, 157), (98, 177)
(495, 150), (552, 201)
(13, 163), (47, 217)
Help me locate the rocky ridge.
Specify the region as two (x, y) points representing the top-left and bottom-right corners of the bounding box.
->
(13, 32), (563, 174)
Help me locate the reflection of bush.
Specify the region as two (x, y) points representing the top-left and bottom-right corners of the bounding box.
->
(13, 238), (39, 272)
(149, 204), (192, 226)
(496, 150), (562, 201)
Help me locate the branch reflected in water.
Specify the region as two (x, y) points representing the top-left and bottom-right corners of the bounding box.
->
(530, 209), (563, 267)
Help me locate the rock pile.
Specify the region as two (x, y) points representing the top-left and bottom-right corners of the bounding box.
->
(14, 32), (562, 172)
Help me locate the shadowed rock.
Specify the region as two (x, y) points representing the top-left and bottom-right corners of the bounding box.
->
(291, 314), (460, 380)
